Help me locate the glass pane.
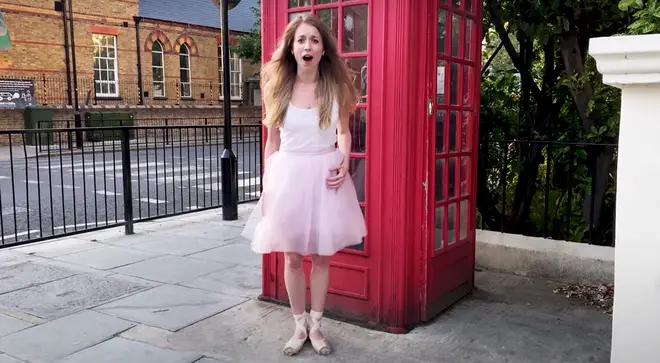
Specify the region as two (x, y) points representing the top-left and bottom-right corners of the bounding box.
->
(450, 63), (458, 105)
(463, 65), (471, 106)
(94, 82), (101, 94)
(289, 0), (311, 7)
(342, 5), (368, 53)
(347, 207), (366, 251)
(437, 9), (446, 55)
(346, 57), (367, 102)
(101, 82), (108, 94)
(153, 68), (163, 81)
(153, 82), (164, 97)
(460, 200), (469, 240)
(451, 14), (460, 57)
(108, 71), (115, 81)
(350, 107), (367, 153)
(100, 59), (107, 70)
(108, 83), (116, 95)
(108, 47), (115, 58)
(317, 8), (338, 39)
(434, 205), (444, 250)
(452, 0), (461, 8)
(460, 156), (469, 196)
(448, 203), (456, 245)
(461, 111), (470, 151)
(152, 52), (162, 67)
(107, 59), (115, 70)
(465, 0), (473, 12)
(100, 47), (107, 58)
(289, 11), (311, 21)
(435, 110), (445, 153)
(449, 111), (457, 152)
(316, 0), (338, 3)
(465, 18), (474, 60)
(94, 58), (99, 69)
(180, 54), (188, 69)
(436, 59), (445, 104)
(448, 157), (457, 198)
(100, 70), (107, 81)
(181, 83), (191, 97)
(152, 42), (162, 52)
(350, 158), (366, 203)
(181, 69), (190, 82)
(435, 158), (444, 201)
(94, 70), (100, 81)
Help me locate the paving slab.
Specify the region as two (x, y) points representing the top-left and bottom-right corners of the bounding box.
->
(0, 354), (24, 363)
(0, 310), (135, 363)
(129, 234), (233, 256)
(169, 224), (244, 241)
(94, 284), (247, 331)
(11, 238), (103, 258)
(0, 273), (150, 319)
(57, 337), (202, 363)
(0, 262), (74, 295)
(0, 250), (32, 268)
(180, 265), (261, 299)
(0, 313), (32, 338)
(188, 243), (261, 268)
(120, 271), (611, 363)
(53, 245), (159, 270)
(112, 255), (233, 284)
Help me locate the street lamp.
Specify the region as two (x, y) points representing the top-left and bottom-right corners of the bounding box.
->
(212, 0), (241, 220)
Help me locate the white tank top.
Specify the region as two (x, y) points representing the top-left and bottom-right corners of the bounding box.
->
(278, 102), (339, 152)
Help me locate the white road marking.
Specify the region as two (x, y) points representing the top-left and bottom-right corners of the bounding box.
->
(136, 198), (167, 204)
(25, 180), (42, 184)
(53, 184), (81, 190)
(95, 190), (122, 196)
(2, 229), (41, 240)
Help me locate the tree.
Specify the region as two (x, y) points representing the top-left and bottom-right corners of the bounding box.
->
(234, 0), (261, 65)
(619, 0), (660, 34)
(478, 0), (628, 245)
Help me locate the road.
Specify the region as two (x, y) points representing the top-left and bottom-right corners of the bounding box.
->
(0, 141), (262, 245)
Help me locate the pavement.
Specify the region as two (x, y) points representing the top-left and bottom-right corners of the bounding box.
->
(0, 142), (261, 244)
(0, 203), (613, 363)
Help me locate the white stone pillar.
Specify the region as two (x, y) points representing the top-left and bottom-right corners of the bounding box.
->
(590, 33), (660, 363)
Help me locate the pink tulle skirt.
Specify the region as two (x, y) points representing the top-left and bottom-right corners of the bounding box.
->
(241, 147), (367, 256)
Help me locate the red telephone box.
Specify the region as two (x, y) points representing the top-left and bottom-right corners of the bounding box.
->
(260, 0), (483, 333)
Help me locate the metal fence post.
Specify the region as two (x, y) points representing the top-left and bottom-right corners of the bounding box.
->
(120, 128), (134, 235)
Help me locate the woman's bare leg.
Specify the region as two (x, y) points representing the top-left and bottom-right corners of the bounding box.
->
(284, 252), (307, 335)
(309, 254), (331, 347)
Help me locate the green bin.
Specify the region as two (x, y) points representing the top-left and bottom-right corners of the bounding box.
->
(23, 106), (54, 146)
(84, 112), (135, 142)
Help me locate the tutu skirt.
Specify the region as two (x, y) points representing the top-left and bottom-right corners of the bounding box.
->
(241, 147), (367, 256)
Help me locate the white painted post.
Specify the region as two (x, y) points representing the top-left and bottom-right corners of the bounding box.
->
(590, 33), (660, 363)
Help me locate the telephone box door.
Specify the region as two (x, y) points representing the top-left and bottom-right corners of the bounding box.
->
(422, 0), (482, 321)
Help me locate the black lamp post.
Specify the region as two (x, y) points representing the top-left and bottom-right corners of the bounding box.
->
(212, 0), (241, 220)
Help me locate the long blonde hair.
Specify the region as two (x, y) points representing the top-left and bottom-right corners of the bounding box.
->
(261, 15), (359, 130)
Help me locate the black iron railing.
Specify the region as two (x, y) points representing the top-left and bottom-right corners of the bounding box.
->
(477, 139), (618, 247)
(0, 124), (262, 248)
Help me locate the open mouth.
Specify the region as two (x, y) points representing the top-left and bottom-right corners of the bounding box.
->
(302, 55), (314, 62)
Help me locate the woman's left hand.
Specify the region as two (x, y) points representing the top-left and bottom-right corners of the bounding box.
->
(327, 155), (349, 189)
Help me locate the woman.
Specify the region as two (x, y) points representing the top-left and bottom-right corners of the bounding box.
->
(242, 15), (367, 356)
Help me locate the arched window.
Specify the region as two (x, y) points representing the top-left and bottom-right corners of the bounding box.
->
(179, 44), (191, 98)
(151, 41), (165, 97)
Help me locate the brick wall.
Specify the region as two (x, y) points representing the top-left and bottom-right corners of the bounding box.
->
(0, 0), (261, 107)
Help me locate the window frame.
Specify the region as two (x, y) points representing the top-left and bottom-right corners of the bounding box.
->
(151, 40), (166, 97)
(218, 45), (244, 100)
(92, 34), (119, 98)
(179, 44), (192, 98)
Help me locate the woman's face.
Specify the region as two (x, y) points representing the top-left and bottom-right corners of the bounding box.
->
(292, 23), (324, 70)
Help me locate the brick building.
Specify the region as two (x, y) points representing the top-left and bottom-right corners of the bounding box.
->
(0, 0), (261, 108)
